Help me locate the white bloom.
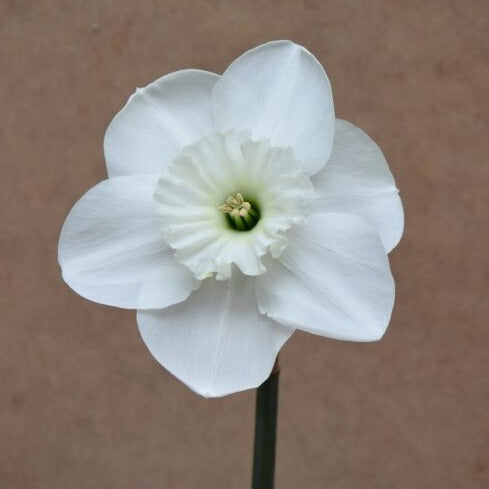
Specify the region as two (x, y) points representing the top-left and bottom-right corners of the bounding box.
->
(58, 41), (403, 397)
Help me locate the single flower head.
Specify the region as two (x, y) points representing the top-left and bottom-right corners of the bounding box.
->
(58, 41), (403, 397)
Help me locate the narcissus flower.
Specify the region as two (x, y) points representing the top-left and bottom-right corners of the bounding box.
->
(58, 41), (403, 397)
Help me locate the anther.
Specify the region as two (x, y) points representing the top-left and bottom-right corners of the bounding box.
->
(218, 193), (260, 231)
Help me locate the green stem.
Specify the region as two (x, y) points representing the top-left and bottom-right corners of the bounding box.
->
(252, 361), (280, 489)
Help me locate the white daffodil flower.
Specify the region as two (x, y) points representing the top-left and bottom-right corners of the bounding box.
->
(58, 41), (403, 397)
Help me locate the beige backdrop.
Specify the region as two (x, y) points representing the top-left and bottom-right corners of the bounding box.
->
(1, 1), (488, 488)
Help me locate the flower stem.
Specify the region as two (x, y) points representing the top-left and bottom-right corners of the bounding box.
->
(252, 358), (280, 489)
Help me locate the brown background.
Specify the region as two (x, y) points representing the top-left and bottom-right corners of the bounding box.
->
(1, 1), (488, 488)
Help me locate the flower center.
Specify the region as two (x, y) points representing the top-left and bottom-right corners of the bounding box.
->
(153, 131), (314, 280)
(218, 193), (260, 231)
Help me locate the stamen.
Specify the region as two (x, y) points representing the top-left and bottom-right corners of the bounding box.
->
(218, 193), (260, 231)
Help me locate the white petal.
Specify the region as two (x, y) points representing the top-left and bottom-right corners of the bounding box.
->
(104, 69), (219, 178)
(137, 273), (293, 397)
(212, 41), (335, 175)
(59, 176), (198, 309)
(256, 213), (395, 341)
(312, 119), (404, 252)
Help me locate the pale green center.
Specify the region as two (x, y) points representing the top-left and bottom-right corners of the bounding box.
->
(218, 193), (260, 231)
